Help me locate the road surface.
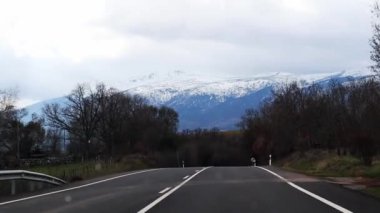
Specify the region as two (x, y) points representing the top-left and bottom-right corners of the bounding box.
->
(1, 166), (380, 213)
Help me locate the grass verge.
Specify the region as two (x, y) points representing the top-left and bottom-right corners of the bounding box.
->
(277, 150), (380, 199)
(365, 187), (380, 198)
(24, 155), (151, 182)
(278, 150), (367, 177)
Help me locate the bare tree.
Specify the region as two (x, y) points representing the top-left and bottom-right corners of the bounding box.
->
(43, 84), (102, 159)
(370, 1), (380, 75)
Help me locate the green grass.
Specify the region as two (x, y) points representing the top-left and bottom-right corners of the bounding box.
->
(365, 187), (380, 199)
(25, 157), (150, 182)
(364, 164), (380, 178)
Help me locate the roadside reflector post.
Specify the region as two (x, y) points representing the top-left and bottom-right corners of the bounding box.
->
(269, 154), (272, 166)
(182, 160), (184, 168)
(251, 157), (256, 166)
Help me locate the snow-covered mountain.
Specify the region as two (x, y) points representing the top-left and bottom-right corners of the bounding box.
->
(23, 70), (372, 130)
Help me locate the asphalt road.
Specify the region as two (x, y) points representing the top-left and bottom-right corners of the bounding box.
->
(1, 166), (380, 213)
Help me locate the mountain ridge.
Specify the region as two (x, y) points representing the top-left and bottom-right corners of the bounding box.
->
(23, 70), (373, 130)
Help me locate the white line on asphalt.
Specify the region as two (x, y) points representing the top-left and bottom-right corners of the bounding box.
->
(0, 169), (159, 206)
(183, 175), (189, 179)
(257, 167), (353, 213)
(138, 167), (211, 213)
(159, 187), (171, 194)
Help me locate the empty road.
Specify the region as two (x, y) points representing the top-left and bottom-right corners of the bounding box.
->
(1, 166), (380, 213)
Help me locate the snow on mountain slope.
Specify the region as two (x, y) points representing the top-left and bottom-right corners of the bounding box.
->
(125, 70), (370, 104)
(23, 70), (372, 130)
(22, 97), (68, 123)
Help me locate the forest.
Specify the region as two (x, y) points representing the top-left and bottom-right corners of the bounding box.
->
(240, 78), (380, 165)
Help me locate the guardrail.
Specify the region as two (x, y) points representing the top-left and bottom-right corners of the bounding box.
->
(0, 170), (66, 195)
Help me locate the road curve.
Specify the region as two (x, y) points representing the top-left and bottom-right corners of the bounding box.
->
(1, 166), (380, 213)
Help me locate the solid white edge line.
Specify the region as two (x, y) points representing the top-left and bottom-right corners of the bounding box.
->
(138, 167), (211, 213)
(159, 187), (171, 194)
(183, 175), (190, 179)
(257, 166), (353, 213)
(0, 169), (159, 206)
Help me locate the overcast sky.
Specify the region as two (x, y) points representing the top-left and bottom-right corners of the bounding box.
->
(0, 0), (375, 106)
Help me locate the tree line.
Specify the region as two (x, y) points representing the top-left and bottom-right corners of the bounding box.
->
(0, 83), (180, 168)
(239, 78), (380, 165)
(176, 128), (246, 167)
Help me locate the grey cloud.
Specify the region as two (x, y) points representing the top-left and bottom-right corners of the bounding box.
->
(0, 0), (375, 105)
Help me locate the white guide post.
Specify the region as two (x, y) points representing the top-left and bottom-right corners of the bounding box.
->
(269, 154), (272, 166)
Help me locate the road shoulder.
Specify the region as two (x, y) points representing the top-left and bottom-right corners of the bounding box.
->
(262, 166), (380, 213)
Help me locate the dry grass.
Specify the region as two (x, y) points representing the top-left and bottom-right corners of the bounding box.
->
(279, 150), (376, 177)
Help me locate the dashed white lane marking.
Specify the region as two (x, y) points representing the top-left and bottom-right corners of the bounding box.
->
(0, 169), (159, 206)
(257, 167), (353, 213)
(183, 175), (190, 180)
(159, 187), (171, 194)
(138, 167), (211, 213)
